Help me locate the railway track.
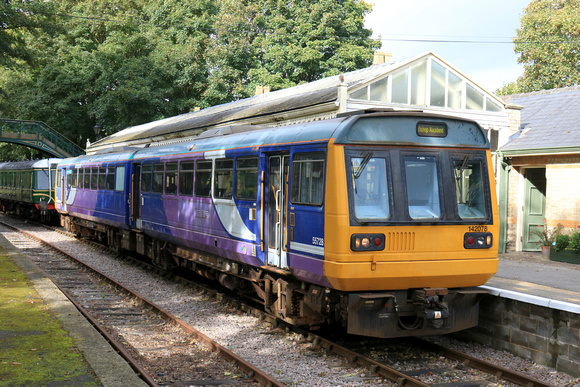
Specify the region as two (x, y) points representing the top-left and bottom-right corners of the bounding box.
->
(0, 215), (562, 386)
(0, 219), (278, 386)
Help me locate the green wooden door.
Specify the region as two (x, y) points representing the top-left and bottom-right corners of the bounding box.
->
(523, 168), (546, 251)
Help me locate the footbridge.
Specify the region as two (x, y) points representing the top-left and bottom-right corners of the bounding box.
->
(0, 119), (84, 158)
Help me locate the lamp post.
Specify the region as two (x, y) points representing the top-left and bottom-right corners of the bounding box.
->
(93, 123), (101, 141)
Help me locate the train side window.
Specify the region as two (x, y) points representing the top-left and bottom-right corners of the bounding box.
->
(179, 161), (194, 196)
(67, 170), (72, 189)
(404, 155), (441, 220)
(214, 159), (233, 199)
(351, 156), (390, 220)
(235, 158), (258, 200)
(165, 162), (177, 195)
(83, 168), (90, 188)
(56, 170), (62, 188)
(454, 158), (487, 219)
(195, 160), (212, 197)
(115, 166), (125, 191)
(91, 167), (98, 190)
(98, 167), (106, 190)
(141, 164), (152, 192)
(291, 152), (325, 206)
(106, 167), (115, 190)
(152, 164), (164, 194)
(72, 168), (79, 188)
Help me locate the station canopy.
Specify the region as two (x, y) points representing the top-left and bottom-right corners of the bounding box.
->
(87, 51), (507, 154)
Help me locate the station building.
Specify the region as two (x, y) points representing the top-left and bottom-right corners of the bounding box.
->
(500, 86), (580, 252)
(88, 51), (523, 250)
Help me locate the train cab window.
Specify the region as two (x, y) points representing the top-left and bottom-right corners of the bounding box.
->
(67, 170), (72, 189)
(291, 152), (325, 206)
(152, 164), (164, 194)
(350, 155), (389, 220)
(454, 158), (487, 219)
(179, 162), (194, 196)
(98, 167), (106, 190)
(404, 155), (441, 220)
(106, 167), (115, 190)
(83, 168), (90, 188)
(195, 160), (212, 197)
(90, 167), (98, 190)
(115, 166), (125, 191)
(214, 159), (233, 199)
(56, 170), (62, 188)
(165, 163), (177, 195)
(141, 164), (152, 192)
(235, 158), (258, 200)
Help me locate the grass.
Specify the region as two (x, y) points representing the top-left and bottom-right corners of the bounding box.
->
(0, 253), (100, 386)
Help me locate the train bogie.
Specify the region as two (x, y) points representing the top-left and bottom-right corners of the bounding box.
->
(55, 112), (499, 338)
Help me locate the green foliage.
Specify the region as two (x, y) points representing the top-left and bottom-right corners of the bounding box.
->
(554, 233), (570, 252)
(0, 0), (380, 151)
(494, 81), (521, 96)
(513, 0), (580, 93)
(569, 231), (580, 252)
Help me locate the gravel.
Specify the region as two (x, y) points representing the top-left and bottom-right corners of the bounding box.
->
(5, 221), (580, 386)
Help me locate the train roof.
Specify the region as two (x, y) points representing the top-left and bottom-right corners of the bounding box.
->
(57, 149), (139, 167)
(58, 113), (489, 166)
(0, 158), (62, 170)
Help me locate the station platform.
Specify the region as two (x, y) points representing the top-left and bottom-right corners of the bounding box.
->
(0, 233), (147, 387)
(484, 251), (580, 313)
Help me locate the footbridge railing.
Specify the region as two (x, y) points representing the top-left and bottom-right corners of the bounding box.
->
(0, 119), (85, 158)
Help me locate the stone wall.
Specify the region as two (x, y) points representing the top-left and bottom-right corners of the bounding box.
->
(457, 295), (580, 377)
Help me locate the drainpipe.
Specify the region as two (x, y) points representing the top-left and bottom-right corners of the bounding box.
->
(497, 150), (511, 253)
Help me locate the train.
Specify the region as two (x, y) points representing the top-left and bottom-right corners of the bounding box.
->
(0, 159), (61, 223)
(1, 111), (499, 338)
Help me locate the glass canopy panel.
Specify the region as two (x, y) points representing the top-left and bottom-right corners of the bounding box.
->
(411, 60), (427, 106)
(448, 72), (462, 109)
(430, 61), (446, 107)
(369, 77), (388, 102)
(351, 86), (368, 100)
(486, 97), (502, 112)
(466, 83), (484, 110)
(392, 69), (408, 104)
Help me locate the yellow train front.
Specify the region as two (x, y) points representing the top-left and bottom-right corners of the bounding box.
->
(322, 112), (498, 337)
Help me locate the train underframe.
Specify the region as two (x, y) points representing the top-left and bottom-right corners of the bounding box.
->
(62, 214), (487, 338)
(1, 199), (56, 223)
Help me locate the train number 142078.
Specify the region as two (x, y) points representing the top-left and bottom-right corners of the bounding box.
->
(468, 226), (488, 232)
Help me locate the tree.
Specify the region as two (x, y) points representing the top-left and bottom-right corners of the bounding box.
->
(0, 0), (380, 156)
(513, 0), (580, 92)
(0, 1), (56, 68)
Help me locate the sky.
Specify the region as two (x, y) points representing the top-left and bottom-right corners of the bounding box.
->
(364, 0), (531, 92)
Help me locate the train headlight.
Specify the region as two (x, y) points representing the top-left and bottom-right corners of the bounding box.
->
(464, 232), (493, 249)
(351, 234), (385, 251)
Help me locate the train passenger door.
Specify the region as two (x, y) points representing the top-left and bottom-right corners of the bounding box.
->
(132, 164), (142, 229)
(267, 155), (289, 268)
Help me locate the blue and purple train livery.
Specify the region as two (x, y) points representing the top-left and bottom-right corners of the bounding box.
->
(56, 112), (499, 338)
